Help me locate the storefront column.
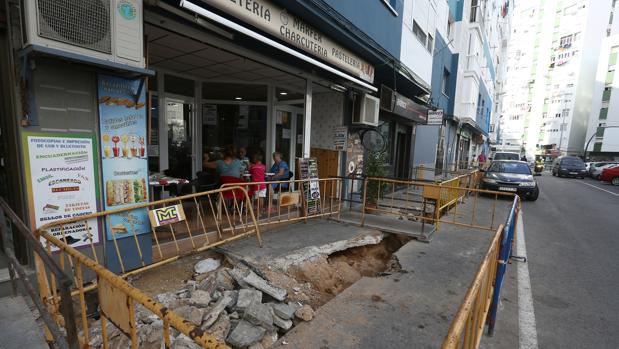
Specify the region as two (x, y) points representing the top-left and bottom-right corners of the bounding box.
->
(194, 81), (202, 176)
(266, 84), (275, 167)
(157, 72), (168, 172)
(302, 79), (312, 157)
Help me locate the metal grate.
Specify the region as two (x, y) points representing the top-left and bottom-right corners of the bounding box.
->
(37, 0), (112, 54)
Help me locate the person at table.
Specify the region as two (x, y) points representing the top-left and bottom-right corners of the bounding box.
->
(269, 151), (290, 189)
(203, 152), (242, 179)
(238, 146), (250, 173)
(249, 153), (267, 211)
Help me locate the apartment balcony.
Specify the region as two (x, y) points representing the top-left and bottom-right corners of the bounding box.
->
(465, 55), (483, 79)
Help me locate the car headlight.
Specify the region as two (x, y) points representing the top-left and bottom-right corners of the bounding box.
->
(520, 181), (536, 187)
(561, 168), (567, 171)
(482, 178), (497, 184)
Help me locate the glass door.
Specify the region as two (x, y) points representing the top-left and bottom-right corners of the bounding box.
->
(275, 109), (292, 164)
(166, 97), (194, 180)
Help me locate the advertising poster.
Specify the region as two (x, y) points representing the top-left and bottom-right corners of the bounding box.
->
(333, 126), (348, 151)
(98, 74), (150, 240)
(22, 132), (101, 251)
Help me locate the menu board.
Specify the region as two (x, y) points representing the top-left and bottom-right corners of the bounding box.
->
(22, 132), (101, 251)
(98, 74), (150, 240)
(297, 157), (321, 215)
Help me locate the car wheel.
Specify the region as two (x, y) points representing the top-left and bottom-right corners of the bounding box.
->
(612, 177), (619, 186)
(552, 170), (556, 176)
(529, 188), (539, 201)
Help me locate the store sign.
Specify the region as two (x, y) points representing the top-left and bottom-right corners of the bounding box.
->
(333, 126), (348, 151)
(22, 133), (101, 251)
(148, 205), (186, 227)
(203, 0), (375, 83)
(98, 74), (150, 240)
(393, 92), (428, 124)
(427, 109), (444, 125)
(297, 157), (321, 215)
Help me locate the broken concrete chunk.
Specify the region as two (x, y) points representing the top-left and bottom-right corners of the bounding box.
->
(243, 271), (287, 302)
(223, 290), (238, 312)
(137, 321), (164, 349)
(228, 267), (251, 288)
(194, 258), (221, 274)
(174, 305), (204, 327)
(226, 320), (266, 348)
(189, 290), (211, 308)
(202, 293), (234, 328)
(270, 302), (295, 320)
(248, 343), (265, 349)
(216, 269), (236, 291)
(236, 288), (262, 313)
(229, 311), (240, 319)
(294, 304), (315, 321)
(260, 331), (279, 347)
(243, 301), (274, 330)
(272, 314), (293, 331)
(203, 312), (230, 343)
(197, 275), (218, 294)
(171, 334), (203, 349)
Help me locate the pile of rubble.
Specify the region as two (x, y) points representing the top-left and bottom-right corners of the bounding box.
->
(89, 260), (315, 349)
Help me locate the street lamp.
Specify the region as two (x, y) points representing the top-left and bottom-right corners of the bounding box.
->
(583, 125), (619, 161)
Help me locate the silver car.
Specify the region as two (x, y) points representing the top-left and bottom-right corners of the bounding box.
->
(591, 162), (619, 179)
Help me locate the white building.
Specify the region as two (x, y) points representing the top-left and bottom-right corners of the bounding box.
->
(501, 0), (612, 159)
(584, 1), (619, 160)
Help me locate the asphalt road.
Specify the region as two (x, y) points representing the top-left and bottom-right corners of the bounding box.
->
(490, 173), (619, 348)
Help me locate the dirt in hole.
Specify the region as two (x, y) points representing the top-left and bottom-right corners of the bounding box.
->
(283, 233), (411, 308)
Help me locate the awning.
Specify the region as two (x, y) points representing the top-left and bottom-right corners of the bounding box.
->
(459, 117), (488, 137)
(180, 0), (377, 92)
(380, 85), (429, 124)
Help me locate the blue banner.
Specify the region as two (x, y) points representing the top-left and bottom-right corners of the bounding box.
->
(97, 74), (150, 240)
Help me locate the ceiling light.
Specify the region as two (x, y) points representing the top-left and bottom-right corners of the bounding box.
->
(279, 91), (288, 95)
(235, 97), (242, 100)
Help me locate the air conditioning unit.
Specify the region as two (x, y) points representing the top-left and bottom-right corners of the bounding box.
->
(23, 0), (145, 68)
(353, 93), (380, 126)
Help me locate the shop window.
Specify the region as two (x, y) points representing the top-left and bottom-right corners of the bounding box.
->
(202, 104), (267, 163)
(148, 93), (159, 172)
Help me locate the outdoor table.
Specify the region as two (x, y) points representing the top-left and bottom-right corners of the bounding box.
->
(149, 173), (190, 199)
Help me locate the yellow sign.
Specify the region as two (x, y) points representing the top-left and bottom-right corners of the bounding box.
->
(148, 204), (186, 227)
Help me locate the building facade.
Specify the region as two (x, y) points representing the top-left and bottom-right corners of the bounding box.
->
(501, 0), (612, 160)
(584, 0), (619, 160)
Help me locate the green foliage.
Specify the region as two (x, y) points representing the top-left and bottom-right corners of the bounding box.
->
(364, 151), (389, 204)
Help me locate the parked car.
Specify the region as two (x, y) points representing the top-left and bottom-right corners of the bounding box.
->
(491, 152), (521, 161)
(590, 162), (619, 179)
(551, 156), (587, 178)
(585, 162), (592, 172)
(600, 165), (619, 186)
(480, 160), (539, 201)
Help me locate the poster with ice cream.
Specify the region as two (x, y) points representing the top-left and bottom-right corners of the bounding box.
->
(97, 74), (150, 240)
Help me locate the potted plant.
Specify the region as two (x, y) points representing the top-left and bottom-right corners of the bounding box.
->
(363, 151), (389, 213)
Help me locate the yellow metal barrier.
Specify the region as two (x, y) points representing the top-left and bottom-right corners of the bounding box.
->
(220, 177), (343, 228)
(441, 223), (503, 349)
(360, 175), (514, 232)
(35, 186), (260, 349)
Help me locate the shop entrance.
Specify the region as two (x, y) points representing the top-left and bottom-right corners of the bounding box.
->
(165, 96), (194, 180)
(275, 105), (304, 172)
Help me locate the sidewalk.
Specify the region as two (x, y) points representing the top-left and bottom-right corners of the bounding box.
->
(0, 295), (48, 349)
(271, 223), (498, 349)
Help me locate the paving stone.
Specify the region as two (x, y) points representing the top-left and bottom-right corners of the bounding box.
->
(236, 288), (262, 313)
(243, 301), (274, 330)
(174, 305), (204, 327)
(269, 302), (295, 320)
(216, 269), (236, 290)
(294, 304), (315, 321)
(248, 343), (265, 349)
(228, 267), (252, 288)
(243, 271), (287, 302)
(226, 320), (266, 348)
(202, 293), (234, 328)
(197, 275), (218, 294)
(189, 290), (212, 308)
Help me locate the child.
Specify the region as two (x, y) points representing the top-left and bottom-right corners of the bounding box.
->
(249, 153), (267, 212)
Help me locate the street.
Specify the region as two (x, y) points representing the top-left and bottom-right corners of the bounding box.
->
(490, 173), (619, 348)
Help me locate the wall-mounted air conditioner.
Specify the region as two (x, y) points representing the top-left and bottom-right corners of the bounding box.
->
(353, 93), (380, 126)
(23, 0), (145, 68)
